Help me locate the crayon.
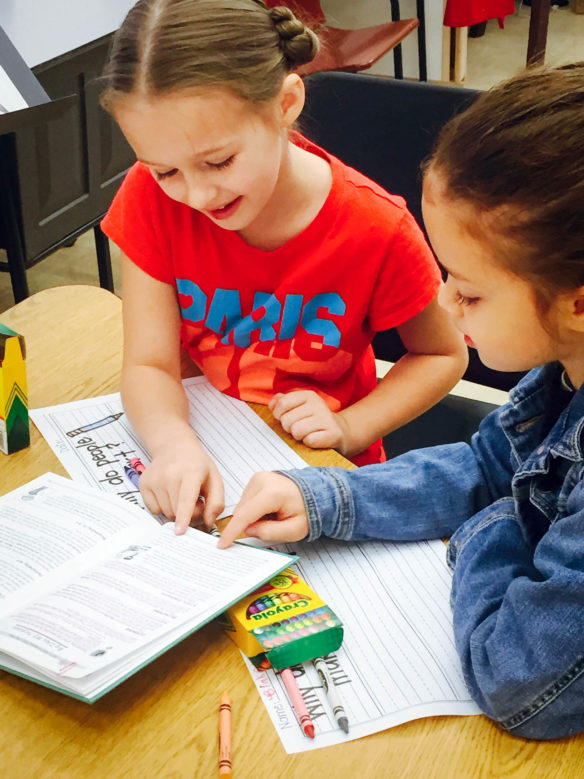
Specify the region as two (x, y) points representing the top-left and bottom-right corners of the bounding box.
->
(123, 464), (141, 490)
(312, 656), (349, 733)
(280, 667), (315, 739)
(66, 412), (123, 437)
(219, 690), (232, 778)
(129, 457), (146, 474)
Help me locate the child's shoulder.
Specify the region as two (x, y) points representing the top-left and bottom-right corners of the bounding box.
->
(293, 133), (410, 225)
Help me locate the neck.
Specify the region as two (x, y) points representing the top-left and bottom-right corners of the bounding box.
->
(238, 136), (332, 250)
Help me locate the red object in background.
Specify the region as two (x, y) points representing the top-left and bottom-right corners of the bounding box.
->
(444, 0), (515, 29)
(262, 0), (420, 78)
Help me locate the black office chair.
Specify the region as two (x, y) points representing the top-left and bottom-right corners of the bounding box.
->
(302, 72), (524, 455)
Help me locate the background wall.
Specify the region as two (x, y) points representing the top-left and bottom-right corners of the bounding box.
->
(0, 0), (441, 78)
(0, 0), (135, 67)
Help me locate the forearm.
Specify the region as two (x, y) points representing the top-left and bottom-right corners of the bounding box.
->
(283, 440), (490, 542)
(338, 349), (468, 456)
(121, 364), (199, 455)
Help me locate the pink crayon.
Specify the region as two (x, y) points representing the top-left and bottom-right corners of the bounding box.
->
(129, 457), (146, 474)
(280, 668), (315, 739)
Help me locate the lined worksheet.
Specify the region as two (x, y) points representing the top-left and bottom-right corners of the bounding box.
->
(30, 376), (308, 519)
(246, 536), (480, 753)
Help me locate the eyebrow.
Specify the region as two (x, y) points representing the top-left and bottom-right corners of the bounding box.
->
(440, 263), (472, 283)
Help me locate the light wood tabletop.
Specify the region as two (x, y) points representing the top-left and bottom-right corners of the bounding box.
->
(1, 285), (583, 779)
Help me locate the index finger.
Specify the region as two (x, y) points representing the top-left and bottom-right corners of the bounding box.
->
(217, 489), (280, 549)
(174, 478), (203, 535)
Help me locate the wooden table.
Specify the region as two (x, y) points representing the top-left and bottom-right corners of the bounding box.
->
(1, 285), (582, 778)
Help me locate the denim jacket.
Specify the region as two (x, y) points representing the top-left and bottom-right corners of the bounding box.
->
(284, 362), (584, 740)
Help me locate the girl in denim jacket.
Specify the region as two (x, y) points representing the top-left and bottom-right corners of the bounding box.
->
(219, 63), (584, 740)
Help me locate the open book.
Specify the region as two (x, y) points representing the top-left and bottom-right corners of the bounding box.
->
(0, 473), (295, 702)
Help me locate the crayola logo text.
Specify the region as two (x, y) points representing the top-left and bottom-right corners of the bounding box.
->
(249, 599), (310, 621)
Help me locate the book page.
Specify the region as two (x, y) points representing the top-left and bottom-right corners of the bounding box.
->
(0, 521), (294, 683)
(30, 376), (308, 518)
(0, 473), (160, 618)
(245, 537), (480, 752)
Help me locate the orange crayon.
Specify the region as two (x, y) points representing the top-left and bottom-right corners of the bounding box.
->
(280, 668), (315, 739)
(219, 691), (232, 778)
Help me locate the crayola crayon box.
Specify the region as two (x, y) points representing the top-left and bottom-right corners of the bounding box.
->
(0, 323), (29, 455)
(219, 567), (343, 670)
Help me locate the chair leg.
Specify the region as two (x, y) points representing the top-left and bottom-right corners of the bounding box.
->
(527, 0), (550, 66)
(389, 1), (403, 78)
(393, 45), (404, 79)
(93, 223), (115, 292)
(389, 0), (425, 80)
(416, 0), (427, 80)
(5, 244), (29, 304)
(0, 167), (29, 303)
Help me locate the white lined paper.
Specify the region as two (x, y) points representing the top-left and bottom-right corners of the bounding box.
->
(30, 376), (308, 519)
(246, 536), (480, 753)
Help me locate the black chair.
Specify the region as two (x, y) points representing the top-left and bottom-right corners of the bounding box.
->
(302, 72), (523, 455)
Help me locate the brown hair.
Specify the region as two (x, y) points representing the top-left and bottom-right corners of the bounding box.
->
(427, 62), (584, 311)
(100, 0), (319, 110)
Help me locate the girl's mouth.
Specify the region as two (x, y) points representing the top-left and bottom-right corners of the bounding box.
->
(464, 334), (475, 348)
(208, 196), (242, 221)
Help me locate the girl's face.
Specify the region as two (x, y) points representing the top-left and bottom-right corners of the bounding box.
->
(114, 86), (293, 232)
(422, 172), (563, 374)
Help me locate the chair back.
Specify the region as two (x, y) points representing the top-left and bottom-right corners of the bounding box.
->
(303, 71), (476, 229)
(302, 72), (524, 391)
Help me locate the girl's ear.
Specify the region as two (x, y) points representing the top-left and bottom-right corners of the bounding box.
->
(558, 287), (584, 332)
(277, 73), (305, 128)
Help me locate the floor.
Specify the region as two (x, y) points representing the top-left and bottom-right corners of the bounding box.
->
(1, 0), (583, 314)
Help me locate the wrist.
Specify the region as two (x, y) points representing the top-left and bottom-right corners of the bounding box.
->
(279, 467), (356, 541)
(148, 422), (202, 457)
(335, 410), (364, 458)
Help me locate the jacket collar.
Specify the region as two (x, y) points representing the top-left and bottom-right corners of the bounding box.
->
(501, 363), (584, 473)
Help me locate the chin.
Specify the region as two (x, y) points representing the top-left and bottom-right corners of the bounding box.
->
(480, 354), (534, 374)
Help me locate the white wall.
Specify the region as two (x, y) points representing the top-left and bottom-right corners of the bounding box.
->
(0, 0), (135, 67)
(0, 0), (443, 78)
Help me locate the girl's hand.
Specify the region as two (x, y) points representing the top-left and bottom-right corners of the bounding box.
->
(269, 390), (351, 454)
(139, 434), (224, 534)
(217, 472), (309, 548)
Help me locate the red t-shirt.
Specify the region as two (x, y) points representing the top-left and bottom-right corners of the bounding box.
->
(102, 134), (441, 465)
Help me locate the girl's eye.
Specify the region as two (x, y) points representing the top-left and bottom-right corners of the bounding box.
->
(209, 155), (235, 170)
(455, 291), (479, 306)
(155, 169), (178, 181)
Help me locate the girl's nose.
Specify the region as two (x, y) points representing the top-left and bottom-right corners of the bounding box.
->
(184, 176), (217, 211)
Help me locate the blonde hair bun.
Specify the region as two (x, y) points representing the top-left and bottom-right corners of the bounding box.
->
(269, 6), (320, 67)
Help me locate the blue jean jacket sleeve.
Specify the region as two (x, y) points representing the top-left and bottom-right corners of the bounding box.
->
(284, 400), (515, 542)
(448, 492), (584, 739)
(283, 419), (514, 544)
